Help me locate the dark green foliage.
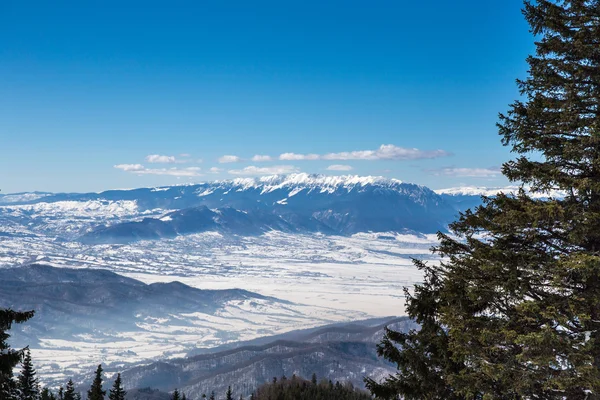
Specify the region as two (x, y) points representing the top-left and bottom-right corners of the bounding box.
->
(41, 388), (56, 400)
(226, 386), (233, 400)
(368, 0), (600, 399)
(87, 365), (106, 400)
(125, 387), (170, 400)
(365, 261), (463, 400)
(18, 348), (39, 400)
(209, 391), (215, 400)
(63, 380), (77, 400)
(0, 308), (35, 400)
(252, 376), (371, 400)
(108, 373), (126, 400)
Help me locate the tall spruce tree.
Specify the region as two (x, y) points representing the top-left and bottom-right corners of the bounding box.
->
(18, 348), (39, 400)
(87, 365), (106, 400)
(226, 386), (233, 400)
(108, 373), (126, 400)
(171, 388), (180, 400)
(0, 308), (35, 400)
(367, 1), (600, 399)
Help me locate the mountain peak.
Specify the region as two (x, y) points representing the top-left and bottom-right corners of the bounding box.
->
(218, 173), (406, 194)
(229, 173), (402, 184)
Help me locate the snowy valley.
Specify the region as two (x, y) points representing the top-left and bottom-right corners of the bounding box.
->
(0, 174), (495, 390)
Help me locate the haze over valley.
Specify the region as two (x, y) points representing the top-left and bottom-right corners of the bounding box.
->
(0, 174), (488, 388)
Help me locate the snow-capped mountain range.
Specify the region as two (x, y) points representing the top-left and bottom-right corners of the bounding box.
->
(2, 174), (464, 243)
(2, 174), (564, 244)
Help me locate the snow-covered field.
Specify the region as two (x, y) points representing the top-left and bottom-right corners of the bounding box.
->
(0, 231), (435, 316)
(0, 194), (440, 383)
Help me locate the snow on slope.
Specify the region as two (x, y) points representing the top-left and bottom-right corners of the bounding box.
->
(0, 192), (52, 203)
(224, 173), (405, 194)
(0, 200), (165, 240)
(0, 200), (140, 217)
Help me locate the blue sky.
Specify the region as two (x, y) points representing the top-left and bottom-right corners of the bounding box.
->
(1, 0), (532, 193)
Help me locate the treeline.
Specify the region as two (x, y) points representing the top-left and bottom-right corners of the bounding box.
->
(1, 308), (371, 400)
(11, 357), (125, 400)
(19, 357), (371, 400)
(170, 374), (371, 400)
(0, 309), (125, 400)
(250, 375), (372, 400)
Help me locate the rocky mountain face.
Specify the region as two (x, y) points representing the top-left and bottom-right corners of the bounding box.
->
(120, 317), (417, 399)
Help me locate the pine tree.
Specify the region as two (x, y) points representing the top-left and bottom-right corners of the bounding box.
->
(311, 373), (317, 385)
(181, 393), (187, 400)
(18, 348), (39, 400)
(40, 388), (54, 400)
(209, 391), (215, 400)
(87, 365), (106, 400)
(226, 386), (233, 400)
(108, 373), (126, 400)
(63, 380), (77, 400)
(252, 376), (372, 400)
(368, 1), (600, 398)
(57, 387), (63, 400)
(0, 308), (35, 400)
(171, 388), (180, 400)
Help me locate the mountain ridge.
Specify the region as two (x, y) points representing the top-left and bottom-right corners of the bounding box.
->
(119, 316), (416, 398)
(10, 174), (460, 243)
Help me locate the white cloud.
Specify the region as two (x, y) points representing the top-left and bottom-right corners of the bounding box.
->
(141, 167), (202, 177)
(252, 155), (273, 162)
(114, 164), (145, 172)
(145, 154), (177, 164)
(114, 164), (203, 177)
(429, 167), (501, 178)
(322, 144), (450, 161)
(209, 167), (223, 174)
(279, 153), (320, 161)
(228, 165), (300, 176)
(218, 155), (242, 163)
(276, 145), (450, 162)
(326, 164), (353, 171)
